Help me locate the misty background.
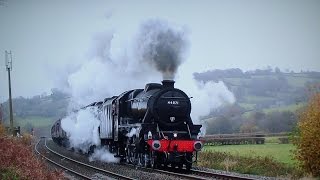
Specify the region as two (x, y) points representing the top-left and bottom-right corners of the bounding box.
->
(0, 1), (320, 136)
(1, 0), (320, 101)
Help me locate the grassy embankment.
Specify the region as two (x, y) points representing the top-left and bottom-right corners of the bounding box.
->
(204, 142), (296, 165)
(197, 138), (303, 177)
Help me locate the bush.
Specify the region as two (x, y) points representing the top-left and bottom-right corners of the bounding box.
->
(0, 167), (20, 180)
(0, 131), (62, 179)
(293, 93), (320, 177)
(278, 137), (289, 144)
(0, 124), (6, 137)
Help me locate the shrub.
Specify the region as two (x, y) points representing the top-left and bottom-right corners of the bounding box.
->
(0, 135), (62, 179)
(0, 124), (6, 137)
(0, 167), (20, 180)
(278, 137), (289, 144)
(293, 93), (320, 177)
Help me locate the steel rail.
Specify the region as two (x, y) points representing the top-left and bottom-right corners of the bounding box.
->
(126, 163), (256, 180)
(151, 168), (207, 180)
(44, 139), (135, 180)
(190, 169), (257, 180)
(35, 139), (91, 179)
(43, 138), (256, 180)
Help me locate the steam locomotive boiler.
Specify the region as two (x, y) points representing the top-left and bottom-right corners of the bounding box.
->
(52, 80), (203, 170)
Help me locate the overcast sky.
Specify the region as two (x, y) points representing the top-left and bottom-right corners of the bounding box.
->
(0, 0), (320, 102)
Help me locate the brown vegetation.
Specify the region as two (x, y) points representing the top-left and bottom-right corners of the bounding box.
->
(293, 93), (320, 177)
(0, 124), (62, 179)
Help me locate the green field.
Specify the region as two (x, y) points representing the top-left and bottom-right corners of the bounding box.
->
(3, 116), (54, 129)
(238, 103), (256, 110)
(244, 95), (276, 104)
(204, 143), (297, 166)
(16, 116), (54, 128)
(262, 103), (306, 113)
(286, 75), (317, 88)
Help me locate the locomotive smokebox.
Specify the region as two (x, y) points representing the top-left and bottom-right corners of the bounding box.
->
(162, 80), (175, 88)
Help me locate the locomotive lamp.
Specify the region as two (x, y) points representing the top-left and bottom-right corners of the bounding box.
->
(152, 140), (161, 150)
(194, 141), (203, 151)
(148, 131), (152, 139)
(173, 133), (178, 138)
(170, 116), (175, 122)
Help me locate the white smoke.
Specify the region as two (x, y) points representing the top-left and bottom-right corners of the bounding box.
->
(176, 73), (236, 136)
(61, 107), (101, 152)
(190, 81), (235, 121)
(66, 28), (162, 107)
(59, 18), (235, 162)
(89, 147), (120, 163)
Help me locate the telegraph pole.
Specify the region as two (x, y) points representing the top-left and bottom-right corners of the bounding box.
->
(5, 50), (14, 135)
(0, 103), (3, 124)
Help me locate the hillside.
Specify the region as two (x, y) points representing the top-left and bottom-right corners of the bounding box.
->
(0, 89), (68, 136)
(194, 68), (320, 134)
(1, 68), (319, 135)
(194, 69), (320, 112)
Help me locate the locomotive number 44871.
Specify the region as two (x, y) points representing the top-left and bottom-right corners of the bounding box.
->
(167, 100), (179, 105)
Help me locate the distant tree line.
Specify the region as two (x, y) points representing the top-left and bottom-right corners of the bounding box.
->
(204, 104), (298, 134)
(1, 88), (69, 121)
(193, 68), (320, 83)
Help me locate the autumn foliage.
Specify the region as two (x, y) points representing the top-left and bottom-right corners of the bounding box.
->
(0, 124), (5, 137)
(293, 93), (320, 177)
(0, 124), (62, 179)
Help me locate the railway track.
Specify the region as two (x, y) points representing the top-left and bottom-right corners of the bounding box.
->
(44, 138), (259, 180)
(35, 138), (134, 180)
(189, 169), (256, 180)
(127, 163), (256, 179)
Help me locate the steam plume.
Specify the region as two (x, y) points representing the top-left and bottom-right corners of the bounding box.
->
(89, 147), (119, 163)
(58, 18), (235, 162)
(135, 19), (188, 80)
(176, 74), (236, 135)
(61, 107), (100, 152)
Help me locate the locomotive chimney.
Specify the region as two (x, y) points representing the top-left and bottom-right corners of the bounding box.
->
(162, 80), (175, 88)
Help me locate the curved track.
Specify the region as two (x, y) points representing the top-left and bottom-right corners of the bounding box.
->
(189, 169), (256, 180)
(43, 138), (259, 180)
(35, 138), (134, 180)
(127, 163), (256, 180)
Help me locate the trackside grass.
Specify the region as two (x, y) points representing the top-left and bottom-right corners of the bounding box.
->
(203, 144), (297, 165)
(197, 143), (303, 177)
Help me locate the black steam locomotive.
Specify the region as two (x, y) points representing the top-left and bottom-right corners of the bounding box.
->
(51, 80), (203, 170)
